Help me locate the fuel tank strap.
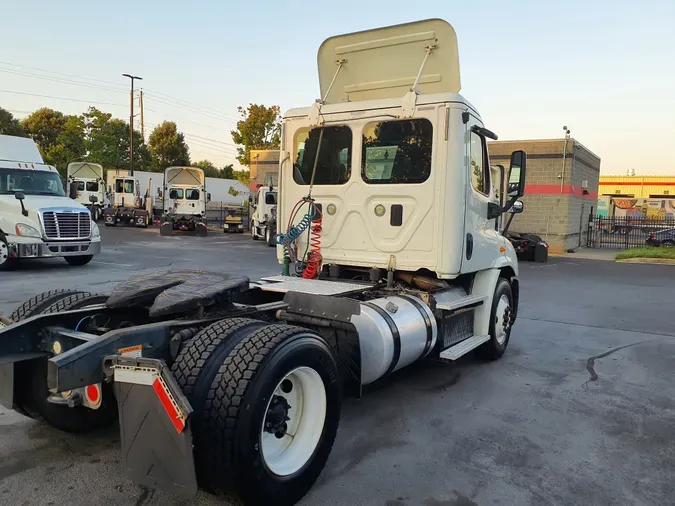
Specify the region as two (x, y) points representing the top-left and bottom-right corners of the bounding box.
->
(363, 302), (400, 375)
(398, 294), (434, 356)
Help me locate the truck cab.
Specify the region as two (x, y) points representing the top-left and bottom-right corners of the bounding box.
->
(160, 166), (209, 236)
(250, 185), (277, 245)
(0, 134), (101, 269)
(66, 162), (105, 221)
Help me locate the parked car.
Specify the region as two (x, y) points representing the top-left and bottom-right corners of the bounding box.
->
(646, 228), (675, 247)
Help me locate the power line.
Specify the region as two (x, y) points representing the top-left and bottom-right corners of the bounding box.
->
(1, 61), (241, 126)
(142, 88), (240, 121)
(0, 89), (127, 107)
(143, 92), (237, 123)
(0, 67), (127, 94)
(0, 61), (129, 89)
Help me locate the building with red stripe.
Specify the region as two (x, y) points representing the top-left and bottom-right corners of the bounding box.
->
(489, 138), (601, 253)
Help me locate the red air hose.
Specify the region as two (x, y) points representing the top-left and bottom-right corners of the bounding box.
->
(301, 206), (323, 279)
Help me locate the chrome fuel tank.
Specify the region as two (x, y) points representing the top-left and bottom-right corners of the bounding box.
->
(351, 295), (437, 385)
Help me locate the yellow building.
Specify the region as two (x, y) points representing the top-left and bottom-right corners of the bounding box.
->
(599, 176), (675, 198)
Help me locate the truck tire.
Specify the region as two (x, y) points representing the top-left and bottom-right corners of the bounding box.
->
(171, 318), (269, 487)
(13, 293), (117, 432)
(65, 255), (94, 266)
(42, 292), (109, 314)
(266, 226), (275, 247)
(0, 232), (18, 271)
(198, 324), (341, 506)
(475, 278), (514, 360)
(9, 289), (87, 323)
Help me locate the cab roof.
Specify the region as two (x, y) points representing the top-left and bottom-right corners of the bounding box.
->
(283, 91), (479, 119)
(0, 134), (44, 164)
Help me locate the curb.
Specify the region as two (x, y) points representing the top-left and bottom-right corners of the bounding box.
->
(615, 258), (675, 265)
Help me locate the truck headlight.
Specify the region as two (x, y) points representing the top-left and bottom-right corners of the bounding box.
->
(91, 221), (100, 239)
(15, 223), (41, 238)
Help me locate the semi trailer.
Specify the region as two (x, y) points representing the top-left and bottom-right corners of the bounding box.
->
(0, 18), (526, 506)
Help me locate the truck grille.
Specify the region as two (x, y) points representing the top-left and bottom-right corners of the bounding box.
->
(41, 211), (91, 240)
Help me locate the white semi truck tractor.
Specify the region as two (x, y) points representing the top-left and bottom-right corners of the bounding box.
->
(250, 184), (277, 245)
(160, 166), (210, 236)
(66, 162), (105, 221)
(0, 134), (101, 270)
(0, 19), (526, 506)
(102, 171), (152, 228)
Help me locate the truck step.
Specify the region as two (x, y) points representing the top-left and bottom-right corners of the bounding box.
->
(435, 294), (486, 311)
(439, 334), (490, 360)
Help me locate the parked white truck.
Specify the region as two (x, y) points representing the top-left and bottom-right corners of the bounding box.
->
(0, 18), (526, 506)
(102, 170), (152, 228)
(66, 162), (105, 221)
(0, 134), (101, 269)
(250, 184), (277, 245)
(160, 166), (210, 236)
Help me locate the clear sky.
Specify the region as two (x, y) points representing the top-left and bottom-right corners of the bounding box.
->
(2, 0), (674, 175)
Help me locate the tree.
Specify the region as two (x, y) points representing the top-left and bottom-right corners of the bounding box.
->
(21, 108), (68, 150)
(85, 114), (150, 172)
(194, 159), (219, 178)
(0, 107), (26, 136)
(232, 169), (250, 186)
(44, 115), (86, 177)
(230, 104), (281, 167)
(148, 121), (190, 170)
(221, 164), (234, 179)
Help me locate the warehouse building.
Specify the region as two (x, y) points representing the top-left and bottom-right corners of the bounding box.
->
(488, 138), (601, 253)
(598, 175), (675, 199)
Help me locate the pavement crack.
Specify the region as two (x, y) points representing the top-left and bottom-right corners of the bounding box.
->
(521, 316), (675, 338)
(584, 337), (674, 387)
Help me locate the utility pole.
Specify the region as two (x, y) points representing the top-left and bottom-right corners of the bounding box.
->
(139, 90), (145, 141)
(122, 74), (142, 176)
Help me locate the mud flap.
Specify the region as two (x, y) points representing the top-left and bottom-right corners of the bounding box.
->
(105, 356), (198, 498)
(195, 223), (208, 237)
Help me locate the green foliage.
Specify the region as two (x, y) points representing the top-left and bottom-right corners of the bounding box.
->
(21, 108), (68, 149)
(0, 107), (26, 136)
(232, 169), (250, 185)
(148, 121), (190, 170)
(220, 164), (234, 179)
(616, 247), (675, 260)
(230, 104), (281, 167)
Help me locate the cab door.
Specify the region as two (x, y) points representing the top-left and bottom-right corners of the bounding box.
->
(461, 118), (502, 273)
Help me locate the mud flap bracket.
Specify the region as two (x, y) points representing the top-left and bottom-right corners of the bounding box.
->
(104, 355), (198, 498)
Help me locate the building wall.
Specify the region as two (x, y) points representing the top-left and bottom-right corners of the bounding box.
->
(250, 149), (280, 191)
(488, 138), (600, 253)
(599, 176), (675, 198)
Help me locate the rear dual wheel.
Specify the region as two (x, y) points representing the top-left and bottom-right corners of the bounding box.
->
(171, 319), (341, 506)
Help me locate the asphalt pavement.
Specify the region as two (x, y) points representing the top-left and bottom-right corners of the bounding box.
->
(1, 227), (674, 506)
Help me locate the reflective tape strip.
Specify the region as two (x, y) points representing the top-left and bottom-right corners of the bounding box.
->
(113, 367), (156, 386)
(152, 377), (186, 433)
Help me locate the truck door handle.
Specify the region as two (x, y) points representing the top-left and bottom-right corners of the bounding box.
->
(466, 233), (473, 260)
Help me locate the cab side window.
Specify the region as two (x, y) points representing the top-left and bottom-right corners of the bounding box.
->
(470, 131), (489, 196)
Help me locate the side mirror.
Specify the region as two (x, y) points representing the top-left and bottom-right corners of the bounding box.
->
(508, 150), (527, 198)
(15, 192), (28, 217)
(510, 200), (524, 214)
(69, 182), (79, 200)
(89, 195), (98, 203)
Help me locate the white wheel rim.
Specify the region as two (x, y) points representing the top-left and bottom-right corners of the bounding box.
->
(260, 366), (326, 477)
(494, 294), (511, 345)
(0, 242), (8, 265)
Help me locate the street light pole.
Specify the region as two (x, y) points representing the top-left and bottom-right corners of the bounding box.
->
(122, 74), (142, 176)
